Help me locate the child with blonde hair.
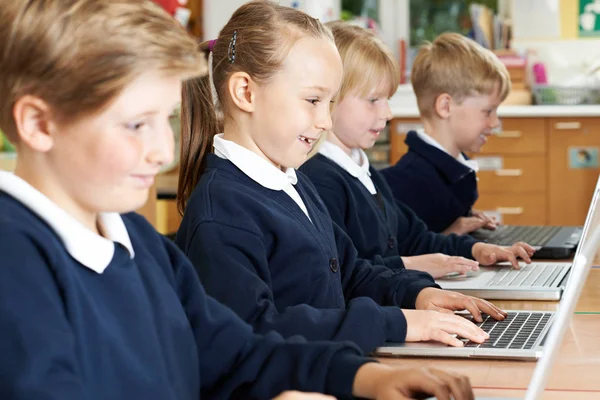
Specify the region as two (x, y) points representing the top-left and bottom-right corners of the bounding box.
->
(0, 1), (474, 399)
(300, 22), (534, 279)
(382, 32), (511, 235)
(176, 0), (507, 364)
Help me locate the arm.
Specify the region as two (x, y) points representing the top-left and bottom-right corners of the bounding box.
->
(332, 221), (439, 309)
(0, 228), (88, 400)
(395, 199), (477, 260)
(309, 178), (406, 271)
(178, 220), (407, 353)
(170, 235), (477, 399)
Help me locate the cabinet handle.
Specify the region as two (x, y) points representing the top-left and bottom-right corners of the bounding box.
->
(496, 207), (524, 215)
(554, 122), (582, 130)
(495, 169), (523, 177)
(494, 130), (521, 138)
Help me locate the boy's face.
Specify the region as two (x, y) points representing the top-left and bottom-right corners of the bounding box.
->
(46, 72), (180, 215)
(448, 90), (502, 153)
(250, 36), (342, 169)
(331, 85), (393, 152)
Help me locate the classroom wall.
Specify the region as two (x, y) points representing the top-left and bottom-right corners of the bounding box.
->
(203, 0), (341, 40)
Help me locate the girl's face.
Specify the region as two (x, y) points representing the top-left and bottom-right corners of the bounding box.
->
(248, 36), (343, 169)
(31, 72), (181, 225)
(330, 83), (393, 154)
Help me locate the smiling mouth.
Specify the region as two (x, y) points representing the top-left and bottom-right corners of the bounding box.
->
(298, 135), (318, 145)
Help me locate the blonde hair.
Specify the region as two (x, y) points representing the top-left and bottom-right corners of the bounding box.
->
(411, 32), (510, 118)
(178, 0), (333, 214)
(326, 21), (399, 102)
(0, 0), (205, 142)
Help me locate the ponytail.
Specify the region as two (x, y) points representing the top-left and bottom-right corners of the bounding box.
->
(177, 41), (220, 215)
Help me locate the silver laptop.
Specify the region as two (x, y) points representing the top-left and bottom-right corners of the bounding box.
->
(374, 221), (600, 361)
(434, 175), (600, 301)
(427, 227), (600, 400)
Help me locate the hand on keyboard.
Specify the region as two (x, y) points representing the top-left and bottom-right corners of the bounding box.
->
(471, 209), (499, 230)
(414, 287), (508, 324)
(403, 309), (489, 347)
(401, 253), (479, 279)
(472, 242), (536, 268)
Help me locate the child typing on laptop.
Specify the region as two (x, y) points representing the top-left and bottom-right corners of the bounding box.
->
(300, 22), (534, 279)
(0, 1), (475, 399)
(381, 32), (508, 235)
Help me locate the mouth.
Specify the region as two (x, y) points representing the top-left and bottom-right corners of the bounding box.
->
(298, 135), (319, 147)
(369, 127), (384, 136)
(131, 174), (156, 188)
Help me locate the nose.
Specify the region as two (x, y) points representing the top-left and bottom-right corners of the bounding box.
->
(380, 99), (393, 122)
(146, 118), (175, 167)
(316, 104), (333, 132)
(490, 113), (500, 130)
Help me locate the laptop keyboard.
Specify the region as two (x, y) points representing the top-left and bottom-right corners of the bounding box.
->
(463, 311), (553, 350)
(484, 263), (565, 287)
(486, 226), (561, 246)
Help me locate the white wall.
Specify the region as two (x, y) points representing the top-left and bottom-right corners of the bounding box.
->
(203, 0), (340, 39)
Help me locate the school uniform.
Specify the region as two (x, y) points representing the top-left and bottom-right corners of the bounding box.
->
(381, 130), (479, 233)
(176, 134), (438, 354)
(299, 141), (477, 269)
(0, 171), (372, 400)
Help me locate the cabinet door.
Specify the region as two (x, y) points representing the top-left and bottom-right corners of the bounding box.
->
(476, 155), (546, 194)
(479, 118), (547, 155)
(475, 193), (547, 225)
(548, 118), (600, 226)
(389, 118), (422, 165)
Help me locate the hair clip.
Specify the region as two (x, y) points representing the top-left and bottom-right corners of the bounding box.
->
(208, 39), (217, 52)
(228, 30), (237, 64)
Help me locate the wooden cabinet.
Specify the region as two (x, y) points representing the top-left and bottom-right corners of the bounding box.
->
(389, 118), (421, 164)
(548, 118), (600, 226)
(388, 115), (599, 227)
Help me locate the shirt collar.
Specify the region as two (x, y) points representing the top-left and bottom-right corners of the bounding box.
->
(318, 141), (372, 180)
(415, 129), (478, 171)
(405, 130), (475, 184)
(0, 171), (134, 274)
(213, 134), (298, 190)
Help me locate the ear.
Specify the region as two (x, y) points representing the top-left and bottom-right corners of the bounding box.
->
(227, 71), (255, 113)
(433, 93), (452, 119)
(12, 95), (56, 152)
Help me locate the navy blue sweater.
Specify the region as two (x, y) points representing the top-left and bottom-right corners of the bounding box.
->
(176, 154), (438, 354)
(300, 153), (477, 268)
(0, 191), (371, 400)
(381, 131), (479, 233)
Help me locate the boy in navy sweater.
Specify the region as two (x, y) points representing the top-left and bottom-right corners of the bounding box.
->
(0, 1), (475, 399)
(381, 32), (509, 235)
(300, 22), (534, 280)
(176, 1), (507, 359)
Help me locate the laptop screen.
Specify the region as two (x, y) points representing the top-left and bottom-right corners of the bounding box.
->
(524, 226), (600, 400)
(571, 175), (600, 262)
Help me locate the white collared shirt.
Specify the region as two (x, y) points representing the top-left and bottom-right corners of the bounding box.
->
(318, 141), (377, 195)
(213, 134), (312, 221)
(0, 171), (135, 274)
(416, 129), (479, 172)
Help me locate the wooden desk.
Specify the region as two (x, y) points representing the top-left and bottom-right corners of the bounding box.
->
(380, 314), (600, 393)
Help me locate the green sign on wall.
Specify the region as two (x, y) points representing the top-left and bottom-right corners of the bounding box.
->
(580, 0), (600, 37)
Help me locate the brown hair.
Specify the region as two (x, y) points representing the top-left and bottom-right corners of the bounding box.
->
(326, 21), (399, 102)
(178, 0), (333, 214)
(0, 0), (205, 142)
(411, 32), (510, 118)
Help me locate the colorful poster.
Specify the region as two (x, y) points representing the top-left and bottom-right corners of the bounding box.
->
(580, 0), (600, 37)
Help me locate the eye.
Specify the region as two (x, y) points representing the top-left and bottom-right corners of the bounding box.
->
(369, 98), (379, 104)
(306, 98), (319, 105)
(126, 121), (147, 132)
